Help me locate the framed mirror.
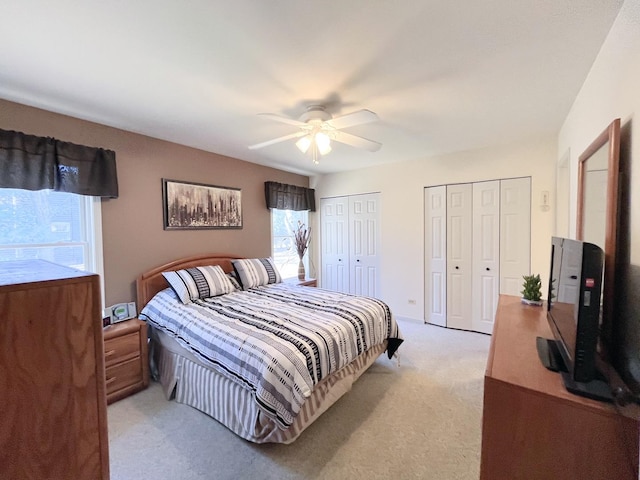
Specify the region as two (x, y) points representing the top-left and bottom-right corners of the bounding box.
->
(576, 118), (621, 339)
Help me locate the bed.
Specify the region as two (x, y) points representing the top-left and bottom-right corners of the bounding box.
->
(136, 254), (403, 444)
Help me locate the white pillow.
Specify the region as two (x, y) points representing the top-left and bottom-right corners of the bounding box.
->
(162, 265), (237, 304)
(232, 258), (282, 289)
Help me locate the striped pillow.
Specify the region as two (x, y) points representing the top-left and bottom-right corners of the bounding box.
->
(232, 258), (282, 290)
(226, 272), (241, 290)
(162, 265), (237, 304)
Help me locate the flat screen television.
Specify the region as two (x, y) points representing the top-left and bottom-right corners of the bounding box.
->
(537, 236), (612, 402)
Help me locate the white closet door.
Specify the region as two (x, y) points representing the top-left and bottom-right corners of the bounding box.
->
(349, 193), (380, 297)
(446, 184), (473, 330)
(472, 181), (500, 334)
(320, 196), (349, 292)
(500, 178), (531, 296)
(424, 186), (447, 326)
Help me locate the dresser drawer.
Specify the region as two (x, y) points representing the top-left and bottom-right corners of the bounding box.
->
(104, 331), (140, 367)
(105, 357), (142, 396)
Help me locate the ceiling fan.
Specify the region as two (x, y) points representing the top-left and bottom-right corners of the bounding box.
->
(248, 105), (381, 164)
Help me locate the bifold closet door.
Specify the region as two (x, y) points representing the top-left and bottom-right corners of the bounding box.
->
(500, 177), (531, 296)
(320, 196), (349, 293)
(424, 178), (531, 333)
(472, 181), (500, 334)
(320, 193), (380, 296)
(424, 186), (447, 327)
(349, 193), (380, 297)
(446, 184), (473, 330)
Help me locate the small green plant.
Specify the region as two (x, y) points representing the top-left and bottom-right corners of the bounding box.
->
(521, 274), (542, 302)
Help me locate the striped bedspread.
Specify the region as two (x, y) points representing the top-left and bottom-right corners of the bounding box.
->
(140, 283), (403, 428)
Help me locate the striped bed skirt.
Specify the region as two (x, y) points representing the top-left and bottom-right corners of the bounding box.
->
(151, 327), (387, 444)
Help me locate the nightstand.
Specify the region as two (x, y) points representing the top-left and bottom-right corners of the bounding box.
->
(284, 277), (317, 287)
(103, 318), (149, 404)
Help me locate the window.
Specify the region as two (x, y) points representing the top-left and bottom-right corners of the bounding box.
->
(271, 209), (309, 279)
(0, 188), (104, 302)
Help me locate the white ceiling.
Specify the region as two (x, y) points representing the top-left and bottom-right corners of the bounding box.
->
(0, 1), (623, 176)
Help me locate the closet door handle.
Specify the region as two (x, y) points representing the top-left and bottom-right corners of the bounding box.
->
(486, 267), (490, 271)
(455, 266), (459, 270)
(356, 259), (360, 262)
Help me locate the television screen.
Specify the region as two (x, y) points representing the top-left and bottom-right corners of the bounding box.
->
(542, 236), (611, 401)
(548, 237), (586, 376)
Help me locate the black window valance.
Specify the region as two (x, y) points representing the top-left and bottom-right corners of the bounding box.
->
(265, 181), (315, 212)
(0, 128), (118, 198)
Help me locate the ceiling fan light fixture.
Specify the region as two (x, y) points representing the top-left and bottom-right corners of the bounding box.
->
(315, 132), (332, 155)
(250, 105), (380, 165)
(295, 135), (312, 153)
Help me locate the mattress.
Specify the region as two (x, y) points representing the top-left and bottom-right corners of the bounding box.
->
(140, 283), (403, 429)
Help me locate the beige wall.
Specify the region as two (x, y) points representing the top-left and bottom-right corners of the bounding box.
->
(0, 99), (308, 306)
(311, 134), (557, 322)
(558, 0), (640, 390)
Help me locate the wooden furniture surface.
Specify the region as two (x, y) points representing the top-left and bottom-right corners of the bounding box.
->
(0, 260), (109, 480)
(284, 277), (317, 287)
(104, 318), (149, 404)
(481, 295), (639, 480)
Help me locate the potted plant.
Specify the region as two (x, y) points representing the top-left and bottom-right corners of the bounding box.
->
(293, 221), (311, 280)
(521, 274), (543, 306)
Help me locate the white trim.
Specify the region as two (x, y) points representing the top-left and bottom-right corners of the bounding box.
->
(88, 196), (105, 311)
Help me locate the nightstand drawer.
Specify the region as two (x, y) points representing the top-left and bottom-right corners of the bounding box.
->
(105, 357), (142, 396)
(104, 332), (140, 367)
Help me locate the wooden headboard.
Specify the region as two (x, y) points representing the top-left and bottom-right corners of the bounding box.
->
(136, 253), (242, 308)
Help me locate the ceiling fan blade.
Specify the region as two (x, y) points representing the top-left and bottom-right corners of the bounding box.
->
(257, 113), (307, 127)
(248, 131), (306, 150)
(333, 131), (382, 152)
(326, 109), (379, 130)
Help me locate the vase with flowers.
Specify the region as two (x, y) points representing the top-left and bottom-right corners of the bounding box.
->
(293, 221), (311, 280)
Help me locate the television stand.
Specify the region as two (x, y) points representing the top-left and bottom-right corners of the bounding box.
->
(536, 336), (613, 402)
(481, 296), (639, 480)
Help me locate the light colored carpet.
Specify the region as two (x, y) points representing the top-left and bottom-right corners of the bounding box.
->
(107, 319), (490, 480)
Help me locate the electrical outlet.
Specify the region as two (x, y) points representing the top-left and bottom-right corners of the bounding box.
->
(408, 299), (416, 305)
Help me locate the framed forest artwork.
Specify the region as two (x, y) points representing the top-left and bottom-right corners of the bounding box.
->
(162, 179), (242, 230)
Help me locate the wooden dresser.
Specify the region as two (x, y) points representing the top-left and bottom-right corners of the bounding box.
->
(481, 295), (639, 480)
(104, 318), (149, 404)
(0, 260), (109, 479)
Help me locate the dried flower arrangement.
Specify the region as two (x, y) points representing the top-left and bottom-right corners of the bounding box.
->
(294, 221), (311, 259)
